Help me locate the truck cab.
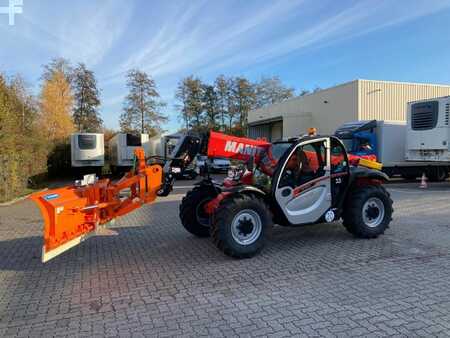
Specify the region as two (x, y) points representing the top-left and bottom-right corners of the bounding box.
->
(335, 120), (378, 159)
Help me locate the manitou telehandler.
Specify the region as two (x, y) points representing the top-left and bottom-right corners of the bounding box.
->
(31, 131), (393, 262)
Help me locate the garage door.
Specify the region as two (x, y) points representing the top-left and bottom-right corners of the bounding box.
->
(271, 121), (283, 141)
(248, 124), (271, 140)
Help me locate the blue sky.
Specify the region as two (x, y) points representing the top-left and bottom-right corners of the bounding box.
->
(1, 0), (450, 132)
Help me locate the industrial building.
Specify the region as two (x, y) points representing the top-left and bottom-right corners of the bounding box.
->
(248, 79), (450, 141)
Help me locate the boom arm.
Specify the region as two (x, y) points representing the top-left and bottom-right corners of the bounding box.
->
(206, 131), (271, 162)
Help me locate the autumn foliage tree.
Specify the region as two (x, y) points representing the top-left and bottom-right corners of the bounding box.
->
(40, 69), (75, 141)
(0, 75), (46, 201)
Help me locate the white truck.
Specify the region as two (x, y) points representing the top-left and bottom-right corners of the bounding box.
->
(109, 133), (149, 174)
(335, 119), (450, 181)
(148, 133), (182, 158)
(406, 96), (450, 162)
(70, 133), (104, 175)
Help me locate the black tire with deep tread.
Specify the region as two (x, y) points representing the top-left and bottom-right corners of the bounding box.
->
(342, 185), (393, 238)
(179, 186), (217, 237)
(211, 194), (272, 258)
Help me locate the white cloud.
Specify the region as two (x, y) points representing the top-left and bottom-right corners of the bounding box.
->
(110, 0), (305, 81)
(108, 0), (450, 83)
(207, 0), (450, 71)
(57, 1), (133, 66)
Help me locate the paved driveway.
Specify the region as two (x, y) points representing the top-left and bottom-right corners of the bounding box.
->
(0, 183), (450, 337)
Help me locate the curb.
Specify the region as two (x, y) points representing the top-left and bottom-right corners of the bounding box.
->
(0, 188), (48, 207)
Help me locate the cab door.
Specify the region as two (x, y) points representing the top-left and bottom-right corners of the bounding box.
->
(274, 138), (331, 225)
(330, 137), (350, 206)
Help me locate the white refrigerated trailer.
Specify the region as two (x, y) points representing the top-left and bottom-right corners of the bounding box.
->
(70, 133), (104, 175)
(406, 96), (450, 162)
(147, 133), (182, 158)
(108, 133), (149, 174)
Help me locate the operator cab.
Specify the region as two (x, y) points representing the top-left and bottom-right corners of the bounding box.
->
(271, 136), (350, 225)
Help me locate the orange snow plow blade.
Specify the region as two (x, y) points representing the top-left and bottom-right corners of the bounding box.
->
(30, 148), (163, 263)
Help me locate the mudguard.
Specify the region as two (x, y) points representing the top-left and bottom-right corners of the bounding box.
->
(203, 184), (266, 215)
(350, 166), (389, 182)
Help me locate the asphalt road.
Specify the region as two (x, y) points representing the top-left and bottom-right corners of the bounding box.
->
(0, 179), (449, 337)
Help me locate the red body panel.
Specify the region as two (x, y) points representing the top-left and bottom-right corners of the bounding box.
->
(207, 131), (270, 162)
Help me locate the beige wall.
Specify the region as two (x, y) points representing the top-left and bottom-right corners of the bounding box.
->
(248, 79), (450, 139)
(249, 81), (358, 137)
(358, 80), (450, 121)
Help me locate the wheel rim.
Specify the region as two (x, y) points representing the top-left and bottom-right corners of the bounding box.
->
(195, 198), (211, 227)
(231, 209), (262, 245)
(362, 197), (385, 228)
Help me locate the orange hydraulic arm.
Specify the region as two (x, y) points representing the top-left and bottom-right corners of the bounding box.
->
(30, 148), (163, 262)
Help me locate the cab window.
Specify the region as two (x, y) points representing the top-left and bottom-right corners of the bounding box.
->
(331, 139), (348, 174)
(279, 141), (327, 189)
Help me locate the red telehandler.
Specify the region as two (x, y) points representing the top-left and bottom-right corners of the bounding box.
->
(31, 131), (393, 262)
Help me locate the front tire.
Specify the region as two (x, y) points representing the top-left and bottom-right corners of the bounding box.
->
(180, 186), (217, 237)
(211, 194), (272, 258)
(343, 185), (393, 238)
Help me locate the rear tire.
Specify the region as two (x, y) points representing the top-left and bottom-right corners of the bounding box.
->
(343, 185), (393, 239)
(427, 167), (449, 182)
(211, 194), (272, 258)
(179, 186), (217, 237)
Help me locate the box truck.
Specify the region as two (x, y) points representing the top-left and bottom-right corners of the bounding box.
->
(70, 133), (104, 175)
(109, 133), (149, 174)
(335, 120), (450, 181)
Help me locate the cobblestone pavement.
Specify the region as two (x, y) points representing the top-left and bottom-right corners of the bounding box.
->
(0, 183), (450, 337)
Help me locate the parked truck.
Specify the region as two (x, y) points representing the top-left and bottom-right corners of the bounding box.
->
(335, 119), (450, 181)
(406, 96), (450, 162)
(70, 133), (104, 175)
(109, 133), (149, 174)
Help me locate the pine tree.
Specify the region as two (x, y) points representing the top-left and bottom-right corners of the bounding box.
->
(120, 69), (167, 135)
(72, 63), (102, 132)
